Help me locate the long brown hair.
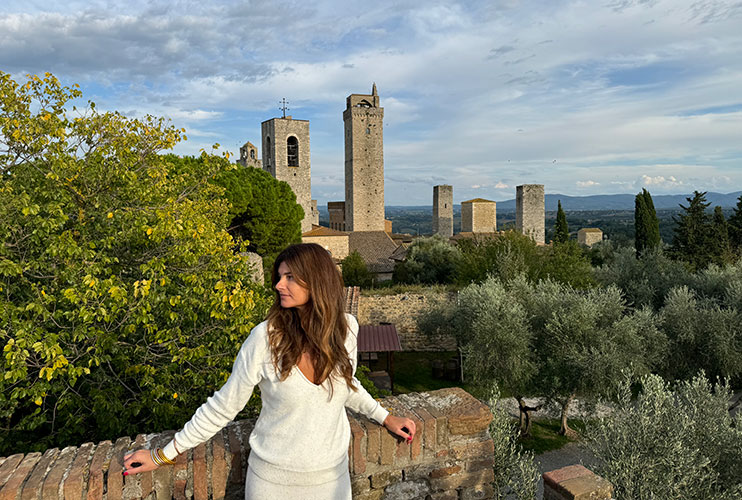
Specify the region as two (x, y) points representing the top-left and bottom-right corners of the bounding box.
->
(266, 243), (357, 396)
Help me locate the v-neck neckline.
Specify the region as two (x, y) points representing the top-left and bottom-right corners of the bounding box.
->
(295, 365), (323, 387)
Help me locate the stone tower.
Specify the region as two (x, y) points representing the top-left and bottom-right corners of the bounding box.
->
(343, 84), (384, 232)
(461, 198), (496, 233)
(261, 116), (312, 233)
(238, 141), (260, 168)
(516, 184), (545, 244)
(433, 185), (453, 237)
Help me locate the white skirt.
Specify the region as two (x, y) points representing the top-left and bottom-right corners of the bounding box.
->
(244, 466), (352, 500)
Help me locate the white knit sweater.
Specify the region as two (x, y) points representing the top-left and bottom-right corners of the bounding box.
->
(162, 314), (389, 485)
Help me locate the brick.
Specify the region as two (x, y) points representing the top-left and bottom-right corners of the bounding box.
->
(0, 455), (24, 489)
(0, 453), (41, 500)
(172, 446), (188, 500)
(360, 418), (381, 465)
(416, 395), (448, 448)
(410, 405), (436, 457)
(107, 436), (131, 500)
(192, 443), (207, 500)
(429, 465), (461, 479)
(460, 483), (495, 500)
(211, 429), (227, 500)
(543, 464), (593, 490)
(63, 443), (94, 500)
(348, 416), (366, 474)
(41, 446), (76, 500)
(466, 457), (494, 472)
(430, 468), (494, 492)
(446, 392), (492, 436)
(227, 425), (243, 484)
(86, 441), (112, 500)
(127, 434), (151, 500)
(20, 448), (58, 500)
(350, 474), (370, 495)
(150, 432), (174, 500)
(558, 475), (613, 500)
(379, 427), (396, 465)
(369, 470), (400, 489)
(451, 439), (494, 460)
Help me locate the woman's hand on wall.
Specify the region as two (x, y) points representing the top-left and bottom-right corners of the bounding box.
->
(383, 414), (416, 443)
(123, 449), (159, 475)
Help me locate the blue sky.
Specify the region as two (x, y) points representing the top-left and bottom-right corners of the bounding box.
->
(2, 0), (741, 206)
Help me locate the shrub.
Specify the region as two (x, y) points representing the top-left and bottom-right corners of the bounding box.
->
(393, 235), (462, 285)
(342, 250), (373, 288)
(585, 373), (742, 499)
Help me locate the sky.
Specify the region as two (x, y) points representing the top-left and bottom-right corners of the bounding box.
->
(1, 0), (741, 206)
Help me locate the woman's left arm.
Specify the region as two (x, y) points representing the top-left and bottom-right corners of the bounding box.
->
(344, 315), (416, 443)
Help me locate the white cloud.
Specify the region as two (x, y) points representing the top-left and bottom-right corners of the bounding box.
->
(577, 180), (600, 188)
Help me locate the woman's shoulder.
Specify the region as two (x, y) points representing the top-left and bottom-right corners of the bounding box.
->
(344, 313), (359, 334)
(238, 319), (271, 356)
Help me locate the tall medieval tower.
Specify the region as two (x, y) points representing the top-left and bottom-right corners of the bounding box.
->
(261, 116), (312, 233)
(433, 185), (453, 237)
(516, 184), (545, 244)
(343, 84), (385, 232)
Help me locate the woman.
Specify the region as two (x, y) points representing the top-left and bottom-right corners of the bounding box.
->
(124, 243), (415, 499)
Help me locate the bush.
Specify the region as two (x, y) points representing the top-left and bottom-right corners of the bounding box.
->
(0, 72), (270, 454)
(585, 373), (742, 499)
(342, 250), (373, 288)
(393, 235), (462, 285)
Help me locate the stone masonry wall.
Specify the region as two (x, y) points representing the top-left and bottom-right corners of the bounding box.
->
(0, 388), (495, 500)
(358, 292), (457, 351)
(433, 185), (453, 238)
(516, 184), (545, 245)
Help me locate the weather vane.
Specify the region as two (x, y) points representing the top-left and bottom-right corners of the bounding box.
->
(279, 98), (289, 118)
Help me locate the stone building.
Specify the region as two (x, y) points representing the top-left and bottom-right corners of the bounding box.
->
(433, 185), (453, 237)
(311, 199), (319, 226)
(516, 184), (545, 244)
(343, 84), (385, 232)
(261, 116), (313, 233)
(301, 225), (349, 260)
(461, 198), (496, 233)
(237, 141), (261, 168)
(578, 228), (603, 247)
(328, 201), (346, 231)
(348, 231), (398, 282)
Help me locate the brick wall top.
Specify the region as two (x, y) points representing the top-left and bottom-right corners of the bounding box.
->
(0, 388), (494, 500)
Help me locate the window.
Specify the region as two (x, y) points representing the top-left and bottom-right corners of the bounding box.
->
(250, 149), (255, 159)
(265, 137), (271, 166)
(287, 136), (299, 166)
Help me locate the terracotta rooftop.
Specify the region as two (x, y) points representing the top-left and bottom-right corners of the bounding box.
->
(358, 324), (402, 352)
(302, 225), (348, 237)
(344, 286), (360, 316)
(462, 198), (495, 204)
(348, 231), (400, 273)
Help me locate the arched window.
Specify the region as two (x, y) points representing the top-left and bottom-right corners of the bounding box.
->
(250, 149), (255, 159)
(287, 136), (299, 166)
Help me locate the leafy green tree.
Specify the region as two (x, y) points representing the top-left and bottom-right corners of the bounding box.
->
(659, 286), (742, 384)
(393, 235), (462, 285)
(0, 72), (270, 454)
(211, 162), (303, 273)
(585, 373), (742, 500)
(540, 240), (596, 289)
(634, 188), (661, 257)
(553, 200), (569, 244)
(456, 231), (543, 285)
(341, 250), (373, 288)
(671, 191), (712, 270)
(727, 194), (742, 249)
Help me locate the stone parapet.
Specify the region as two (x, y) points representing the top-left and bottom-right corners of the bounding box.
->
(0, 388), (493, 500)
(543, 465), (613, 500)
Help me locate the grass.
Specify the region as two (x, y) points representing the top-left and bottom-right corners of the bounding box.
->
(518, 418), (585, 455)
(360, 283), (460, 296)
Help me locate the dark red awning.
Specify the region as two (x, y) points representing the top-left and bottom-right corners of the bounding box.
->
(358, 324), (402, 352)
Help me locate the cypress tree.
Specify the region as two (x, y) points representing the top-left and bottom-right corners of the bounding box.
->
(635, 188), (661, 257)
(710, 206), (733, 265)
(671, 191), (712, 270)
(727, 194), (742, 249)
(554, 200), (569, 244)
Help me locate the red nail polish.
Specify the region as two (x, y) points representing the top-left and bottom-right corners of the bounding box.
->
(123, 471), (128, 476)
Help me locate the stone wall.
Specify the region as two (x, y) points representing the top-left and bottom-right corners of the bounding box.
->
(433, 185), (453, 238)
(358, 292), (457, 351)
(0, 388), (495, 500)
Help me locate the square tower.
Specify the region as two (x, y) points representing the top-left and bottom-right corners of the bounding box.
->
(461, 198), (496, 233)
(238, 141), (261, 168)
(433, 185), (453, 237)
(343, 84), (384, 232)
(516, 184), (545, 244)
(261, 116), (312, 233)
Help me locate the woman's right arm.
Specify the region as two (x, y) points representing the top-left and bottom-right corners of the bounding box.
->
(124, 324), (267, 474)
